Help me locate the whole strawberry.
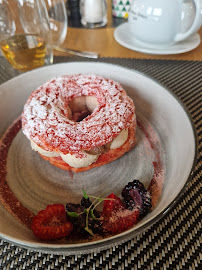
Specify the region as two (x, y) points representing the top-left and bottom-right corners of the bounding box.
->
(31, 204), (73, 240)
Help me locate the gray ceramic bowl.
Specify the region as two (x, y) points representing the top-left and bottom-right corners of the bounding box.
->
(0, 62), (196, 254)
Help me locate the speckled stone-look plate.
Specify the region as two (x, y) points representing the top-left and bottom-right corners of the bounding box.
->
(0, 62), (196, 254)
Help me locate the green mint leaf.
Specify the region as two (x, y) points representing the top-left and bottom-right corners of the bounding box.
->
(90, 209), (97, 220)
(84, 227), (94, 236)
(67, 211), (79, 217)
(82, 189), (88, 199)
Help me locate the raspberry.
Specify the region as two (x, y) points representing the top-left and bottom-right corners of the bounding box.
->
(102, 193), (125, 217)
(121, 180), (151, 216)
(31, 204), (73, 240)
(102, 193), (139, 233)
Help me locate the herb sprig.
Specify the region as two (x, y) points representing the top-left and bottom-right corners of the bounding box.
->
(67, 189), (114, 235)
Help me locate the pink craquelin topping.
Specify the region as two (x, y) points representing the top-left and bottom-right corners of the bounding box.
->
(22, 74), (135, 158)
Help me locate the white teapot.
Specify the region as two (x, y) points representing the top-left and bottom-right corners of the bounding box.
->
(128, 0), (202, 47)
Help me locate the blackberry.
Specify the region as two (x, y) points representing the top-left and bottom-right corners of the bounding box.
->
(66, 203), (86, 234)
(66, 203), (83, 213)
(80, 197), (104, 235)
(81, 197), (101, 218)
(66, 201), (105, 237)
(121, 180), (151, 216)
(81, 197), (92, 208)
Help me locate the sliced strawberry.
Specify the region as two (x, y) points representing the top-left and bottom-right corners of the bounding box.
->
(102, 193), (139, 233)
(31, 204), (73, 240)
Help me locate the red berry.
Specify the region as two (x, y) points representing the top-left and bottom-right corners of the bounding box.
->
(102, 193), (125, 217)
(31, 204), (73, 240)
(102, 193), (139, 233)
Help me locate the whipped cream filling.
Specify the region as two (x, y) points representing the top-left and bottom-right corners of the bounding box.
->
(30, 128), (128, 168)
(60, 152), (99, 168)
(31, 141), (60, 157)
(110, 129), (128, 149)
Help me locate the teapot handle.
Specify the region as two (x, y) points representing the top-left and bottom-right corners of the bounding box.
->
(174, 0), (202, 42)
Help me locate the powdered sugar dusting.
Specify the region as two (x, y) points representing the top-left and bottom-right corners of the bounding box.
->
(109, 208), (138, 223)
(149, 168), (165, 208)
(22, 74), (135, 157)
(137, 118), (165, 208)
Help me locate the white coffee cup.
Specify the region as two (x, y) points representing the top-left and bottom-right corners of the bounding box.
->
(128, 0), (202, 47)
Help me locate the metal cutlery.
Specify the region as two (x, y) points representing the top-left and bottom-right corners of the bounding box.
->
(54, 46), (99, 59)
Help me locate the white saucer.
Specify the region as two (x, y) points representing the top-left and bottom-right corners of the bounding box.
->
(114, 23), (201, 55)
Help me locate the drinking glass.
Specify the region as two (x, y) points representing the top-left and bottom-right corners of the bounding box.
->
(19, 0), (68, 55)
(0, 0), (53, 72)
(46, 0), (98, 58)
(44, 0), (68, 47)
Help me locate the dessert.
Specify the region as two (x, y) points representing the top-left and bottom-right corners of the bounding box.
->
(22, 74), (136, 172)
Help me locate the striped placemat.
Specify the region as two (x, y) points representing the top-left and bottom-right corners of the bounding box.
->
(0, 56), (201, 269)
